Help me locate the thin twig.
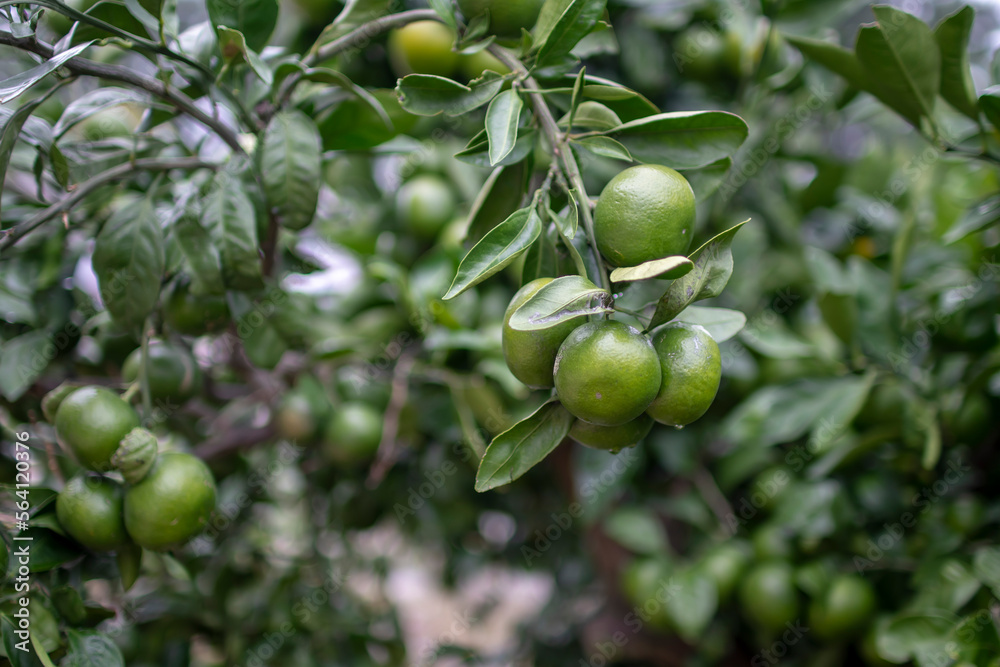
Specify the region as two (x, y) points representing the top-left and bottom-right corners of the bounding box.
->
(366, 348), (418, 488)
(692, 467), (735, 534)
(0, 157), (215, 252)
(0, 33), (246, 153)
(194, 425), (278, 460)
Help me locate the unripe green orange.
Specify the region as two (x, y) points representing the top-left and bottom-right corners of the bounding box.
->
(55, 386), (140, 471)
(568, 415), (653, 452)
(456, 0), (545, 39)
(56, 475), (130, 551)
(646, 322), (721, 427)
(123, 453), (217, 551)
(387, 21), (458, 77)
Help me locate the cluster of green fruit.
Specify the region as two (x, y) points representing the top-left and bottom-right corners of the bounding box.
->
(46, 359), (216, 554)
(503, 165), (721, 451)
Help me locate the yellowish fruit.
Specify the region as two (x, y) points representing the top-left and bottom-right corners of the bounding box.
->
(387, 21), (458, 77)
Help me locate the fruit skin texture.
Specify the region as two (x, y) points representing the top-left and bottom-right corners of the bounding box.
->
(456, 0), (545, 39)
(554, 320), (661, 427)
(123, 453), (217, 551)
(56, 475), (130, 551)
(593, 165), (696, 267)
(739, 561), (800, 635)
(807, 574), (877, 642)
(646, 322), (721, 426)
(396, 175), (457, 239)
(55, 386), (140, 471)
(568, 414), (653, 451)
(163, 280), (230, 336)
(122, 341), (202, 403)
(324, 402), (383, 465)
(502, 278), (586, 388)
(388, 21), (458, 77)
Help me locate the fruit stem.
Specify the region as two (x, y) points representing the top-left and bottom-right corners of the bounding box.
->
(487, 45), (612, 294)
(122, 382), (141, 403)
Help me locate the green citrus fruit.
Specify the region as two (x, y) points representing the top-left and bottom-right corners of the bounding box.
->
(122, 341), (202, 403)
(56, 475), (130, 551)
(554, 320), (661, 426)
(620, 557), (672, 630)
(123, 452), (217, 551)
(163, 280), (230, 336)
(502, 278), (586, 388)
(324, 402), (383, 465)
(698, 541), (751, 601)
(752, 522), (795, 560)
(276, 393), (322, 443)
(739, 561), (800, 635)
(387, 21), (458, 77)
(456, 0), (545, 39)
(459, 49), (511, 80)
(645, 322), (720, 427)
(673, 26), (742, 80)
(568, 415), (653, 452)
(396, 175), (457, 239)
(55, 386), (140, 471)
(860, 626), (895, 667)
(808, 574), (876, 642)
(593, 165), (696, 267)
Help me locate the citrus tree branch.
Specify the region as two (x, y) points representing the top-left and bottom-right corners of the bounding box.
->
(0, 32), (246, 154)
(487, 44), (611, 292)
(0, 157), (216, 252)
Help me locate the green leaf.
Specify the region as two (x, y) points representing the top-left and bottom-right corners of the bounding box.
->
(229, 292), (287, 369)
(608, 111), (749, 170)
(507, 275), (611, 331)
(465, 162), (528, 247)
(648, 220), (748, 329)
(216, 27), (273, 84)
(313, 0), (390, 46)
(943, 193), (1000, 244)
(455, 127), (536, 168)
(680, 157), (733, 201)
(24, 528), (79, 571)
(603, 507), (667, 554)
(444, 207), (542, 300)
(664, 569), (718, 643)
(674, 306), (746, 343)
(572, 135), (632, 162)
(0, 41), (93, 104)
(609, 256), (693, 283)
(52, 87), (146, 139)
(784, 35), (869, 92)
(534, 0), (608, 67)
(397, 73), (505, 116)
(485, 89), (524, 166)
(173, 215), (225, 295)
(206, 0), (277, 51)
(948, 611), (1000, 666)
(981, 87), (1000, 132)
(93, 196), (165, 331)
(259, 110), (321, 231)
(522, 230), (559, 284)
(855, 6), (940, 128)
(116, 542), (142, 591)
(933, 5), (978, 119)
(876, 611), (958, 666)
(2, 615), (32, 667)
(0, 97), (46, 223)
(475, 401), (573, 492)
(49, 144), (69, 189)
(50, 587), (87, 625)
(0, 331), (52, 401)
(973, 545), (1000, 597)
(555, 194), (578, 239)
(561, 100), (622, 130)
(427, 0), (457, 30)
(62, 630), (125, 667)
(203, 172), (262, 290)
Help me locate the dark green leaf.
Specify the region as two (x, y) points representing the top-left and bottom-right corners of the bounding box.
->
(944, 193), (1000, 244)
(444, 207), (542, 300)
(855, 6), (940, 128)
(534, 0), (608, 67)
(609, 111), (749, 170)
(49, 144), (69, 189)
(876, 611), (957, 666)
(206, 0), (277, 51)
(62, 630), (125, 667)
(933, 6), (978, 119)
(52, 87), (146, 139)
(216, 27), (273, 84)
(0, 97), (46, 223)
(465, 163), (528, 247)
(203, 172), (262, 290)
(784, 35), (869, 91)
(1, 615), (34, 667)
(507, 275), (611, 331)
(93, 196), (165, 330)
(948, 611), (1000, 666)
(397, 73), (505, 116)
(173, 216), (225, 295)
(0, 330), (51, 401)
(116, 542), (142, 591)
(260, 110), (321, 231)
(609, 256), (693, 284)
(0, 41), (93, 104)
(982, 87), (1000, 132)
(680, 157), (733, 201)
(485, 89), (524, 166)
(50, 587), (87, 625)
(475, 401), (573, 492)
(664, 569), (718, 643)
(522, 230), (559, 284)
(455, 127), (536, 168)
(648, 220), (748, 329)
(24, 528), (80, 571)
(230, 292), (287, 369)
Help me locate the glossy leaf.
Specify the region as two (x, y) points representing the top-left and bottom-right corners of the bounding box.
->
(217, 27), (273, 84)
(0, 96), (46, 226)
(507, 275), (612, 331)
(173, 215), (225, 295)
(561, 100), (622, 130)
(0, 331), (52, 401)
(93, 195), (165, 330)
(203, 172), (262, 290)
(485, 89), (524, 166)
(784, 35), (868, 91)
(648, 220), (748, 329)
(206, 0), (277, 51)
(475, 401), (573, 492)
(609, 111), (749, 170)
(455, 127), (536, 168)
(0, 41), (93, 104)
(534, 0), (608, 67)
(609, 256), (693, 283)
(572, 136), (632, 162)
(52, 87), (146, 138)
(397, 72), (505, 116)
(445, 207), (541, 300)
(2, 615), (32, 667)
(674, 306), (746, 343)
(260, 110), (321, 231)
(933, 6), (978, 119)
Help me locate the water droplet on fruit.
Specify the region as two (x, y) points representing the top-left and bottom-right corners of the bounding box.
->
(673, 424), (684, 430)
